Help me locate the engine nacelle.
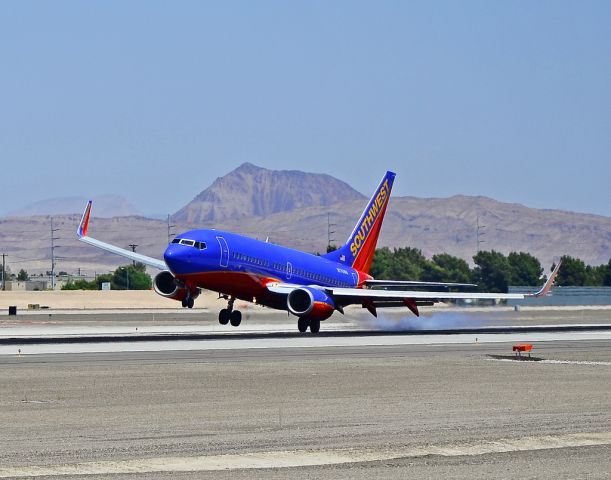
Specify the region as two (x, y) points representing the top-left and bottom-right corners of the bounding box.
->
(153, 270), (197, 301)
(287, 287), (335, 321)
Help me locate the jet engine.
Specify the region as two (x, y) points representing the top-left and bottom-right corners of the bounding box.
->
(287, 287), (335, 320)
(153, 270), (198, 302)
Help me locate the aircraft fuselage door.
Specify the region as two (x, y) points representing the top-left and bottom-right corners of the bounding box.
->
(286, 262), (292, 280)
(216, 236), (229, 268)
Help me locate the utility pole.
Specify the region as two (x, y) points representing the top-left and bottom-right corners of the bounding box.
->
(128, 244), (138, 266)
(50, 218), (60, 290)
(476, 215), (486, 253)
(1, 253), (6, 291)
(167, 214), (175, 244)
(326, 213), (336, 252)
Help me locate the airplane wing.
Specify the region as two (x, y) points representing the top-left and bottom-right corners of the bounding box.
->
(76, 201), (167, 271)
(266, 260), (562, 316)
(364, 279), (476, 289)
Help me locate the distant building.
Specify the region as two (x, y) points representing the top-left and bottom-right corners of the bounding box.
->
(4, 280), (49, 291)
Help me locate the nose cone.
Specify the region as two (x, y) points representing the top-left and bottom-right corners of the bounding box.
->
(164, 244), (191, 274)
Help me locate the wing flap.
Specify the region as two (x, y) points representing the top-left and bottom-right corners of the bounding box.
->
(364, 279), (476, 289)
(329, 287), (525, 301)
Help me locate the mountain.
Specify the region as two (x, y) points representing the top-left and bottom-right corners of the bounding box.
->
(1, 165), (610, 276)
(180, 194), (611, 270)
(7, 195), (141, 218)
(172, 163), (365, 223)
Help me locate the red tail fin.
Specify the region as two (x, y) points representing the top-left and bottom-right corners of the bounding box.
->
(323, 171), (395, 274)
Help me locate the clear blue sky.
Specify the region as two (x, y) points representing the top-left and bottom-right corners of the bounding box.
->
(1, 1), (610, 216)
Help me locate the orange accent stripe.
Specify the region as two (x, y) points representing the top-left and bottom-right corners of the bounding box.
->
(352, 198), (389, 273)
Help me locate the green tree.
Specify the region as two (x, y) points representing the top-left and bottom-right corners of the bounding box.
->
(95, 273), (114, 289)
(17, 269), (30, 281)
(556, 255), (588, 286)
(603, 260), (611, 287)
(507, 252), (543, 286)
(1, 264), (13, 282)
(429, 253), (472, 284)
(62, 279), (98, 290)
(472, 250), (512, 293)
(420, 261), (447, 282)
(370, 247), (393, 278)
(112, 265), (152, 290)
(584, 265), (604, 286)
(391, 247), (428, 280)
(133, 262), (147, 273)
(371, 247), (429, 280)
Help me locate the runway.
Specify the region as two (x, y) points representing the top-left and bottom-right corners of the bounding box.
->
(2, 328), (611, 356)
(2, 306), (611, 355)
(1, 309), (610, 478)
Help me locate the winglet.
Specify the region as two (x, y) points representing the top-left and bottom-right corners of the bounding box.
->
(77, 200), (92, 238)
(527, 259), (562, 298)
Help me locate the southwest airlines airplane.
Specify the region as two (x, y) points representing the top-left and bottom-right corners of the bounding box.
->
(77, 171), (560, 333)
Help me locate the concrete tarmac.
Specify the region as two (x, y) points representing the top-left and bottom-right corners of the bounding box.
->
(1, 327), (611, 478)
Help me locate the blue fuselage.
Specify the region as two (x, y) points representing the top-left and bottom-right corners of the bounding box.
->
(163, 229), (360, 308)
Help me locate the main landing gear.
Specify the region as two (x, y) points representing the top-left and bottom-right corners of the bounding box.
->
(297, 318), (320, 334)
(181, 294), (194, 309)
(219, 296), (242, 327)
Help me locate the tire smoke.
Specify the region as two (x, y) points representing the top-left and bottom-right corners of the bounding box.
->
(367, 311), (486, 331)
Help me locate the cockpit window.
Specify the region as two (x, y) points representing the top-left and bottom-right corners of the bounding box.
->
(172, 238), (206, 250)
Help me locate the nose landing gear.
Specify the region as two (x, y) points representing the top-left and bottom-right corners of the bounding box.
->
(219, 296), (242, 327)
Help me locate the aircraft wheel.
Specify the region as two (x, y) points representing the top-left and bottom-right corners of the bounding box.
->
(309, 319), (320, 334)
(219, 308), (230, 325)
(297, 318), (309, 333)
(230, 310), (242, 327)
(181, 298), (188, 308)
(187, 297), (194, 309)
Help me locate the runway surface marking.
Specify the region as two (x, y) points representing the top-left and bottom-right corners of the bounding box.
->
(489, 358), (611, 366)
(2, 322), (610, 338)
(1, 432), (610, 477)
(2, 330), (611, 355)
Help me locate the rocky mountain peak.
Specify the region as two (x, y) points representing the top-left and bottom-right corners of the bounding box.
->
(173, 163), (366, 224)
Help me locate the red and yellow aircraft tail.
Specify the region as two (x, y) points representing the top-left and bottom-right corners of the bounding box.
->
(323, 171), (395, 275)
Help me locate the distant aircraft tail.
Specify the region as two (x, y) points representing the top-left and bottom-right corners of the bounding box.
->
(323, 171), (395, 274)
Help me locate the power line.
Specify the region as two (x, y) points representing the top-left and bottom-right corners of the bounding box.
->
(50, 218), (60, 290)
(128, 244), (138, 266)
(167, 214), (175, 244)
(1, 254), (6, 291)
(327, 213), (336, 251)
(476, 215), (486, 253)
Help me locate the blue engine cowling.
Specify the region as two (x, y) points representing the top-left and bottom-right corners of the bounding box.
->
(287, 287), (335, 321)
